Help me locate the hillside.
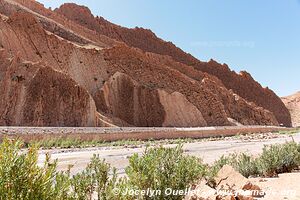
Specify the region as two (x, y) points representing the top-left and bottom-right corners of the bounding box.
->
(282, 92), (300, 127)
(0, 0), (291, 127)
(56, 3), (291, 127)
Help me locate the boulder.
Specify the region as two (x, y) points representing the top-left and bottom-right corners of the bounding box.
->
(216, 165), (249, 190)
(215, 165), (264, 199)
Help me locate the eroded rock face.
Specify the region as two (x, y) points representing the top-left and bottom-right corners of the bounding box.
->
(54, 3), (195, 64)
(158, 90), (207, 127)
(98, 72), (208, 127)
(201, 78), (278, 126)
(282, 92), (300, 127)
(55, 3), (291, 127)
(0, 0), (285, 127)
(0, 52), (97, 126)
(102, 46), (230, 126)
(102, 46), (278, 127)
(197, 62), (291, 127)
(98, 72), (165, 127)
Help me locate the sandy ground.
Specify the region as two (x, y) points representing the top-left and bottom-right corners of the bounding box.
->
(249, 173), (300, 200)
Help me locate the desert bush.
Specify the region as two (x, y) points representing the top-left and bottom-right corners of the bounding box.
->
(125, 145), (207, 200)
(209, 153), (258, 179)
(256, 142), (300, 176)
(0, 139), (120, 200)
(0, 138), (57, 200)
(1, 138), (300, 200)
(210, 142), (300, 179)
(232, 153), (259, 177)
(71, 155), (118, 200)
(53, 170), (73, 200)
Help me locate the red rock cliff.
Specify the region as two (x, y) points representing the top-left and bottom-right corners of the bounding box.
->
(55, 3), (291, 127)
(0, 0), (285, 127)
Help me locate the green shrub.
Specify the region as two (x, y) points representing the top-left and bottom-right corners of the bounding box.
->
(0, 138), (57, 200)
(210, 142), (300, 179)
(209, 153), (258, 179)
(256, 142), (300, 176)
(233, 153), (258, 178)
(0, 139), (119, 200)
(1, 138), (300, 200)
(125, 145), (206, 200)
(71, 155), (118, 200)
(53, 170), (73, 200)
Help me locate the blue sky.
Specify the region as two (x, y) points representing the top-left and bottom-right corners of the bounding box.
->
(39, 0), (300, 97)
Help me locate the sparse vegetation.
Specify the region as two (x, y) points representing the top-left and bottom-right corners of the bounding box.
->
(277, 128), (300, 135)
(32, 137), (106, 149)
(257, 142), (300, 176)
(0, 138), (300, 199)
(209, 142), (300, 179)
(8, 128), (296, 149)
(23, 137), (198, 149)
(0, 139), (207, 200)
(0, 138), (122, 200)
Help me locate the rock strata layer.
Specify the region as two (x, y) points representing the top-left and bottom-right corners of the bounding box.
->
(0, 0), (290, 127)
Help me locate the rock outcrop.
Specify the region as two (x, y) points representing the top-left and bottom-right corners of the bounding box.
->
(197, 62), (291, 127)
(0, 0), (289, 127)
(282, 92), (300, 127)
(186, 165), (264, 200)
(101, 46), (278, 127)
(0, 51), (97, 126)
(158, 90), (207, 127)
(55, 3), (291, 127)
(98, 72), (207, 127)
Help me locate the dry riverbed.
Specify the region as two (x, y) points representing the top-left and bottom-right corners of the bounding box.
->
(38, 132), (300, 176)
(2, 126), (299, 199)
(36, 131), (300, 199)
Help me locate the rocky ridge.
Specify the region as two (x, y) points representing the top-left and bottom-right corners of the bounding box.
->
(55, 3), (291, 127)
(0, 0), (290, 127)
